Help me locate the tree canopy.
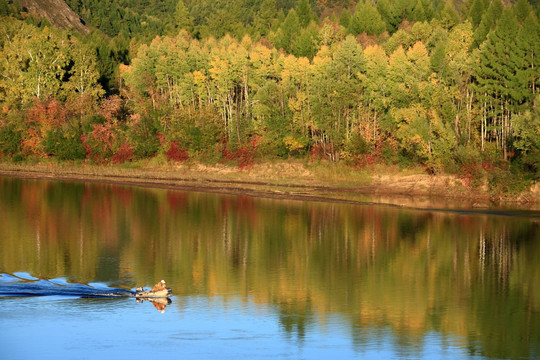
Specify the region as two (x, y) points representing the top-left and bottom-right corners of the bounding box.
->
(0, 0), (539, 188)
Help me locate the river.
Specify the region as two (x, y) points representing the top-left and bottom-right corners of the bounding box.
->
(0, 177), (538, 359)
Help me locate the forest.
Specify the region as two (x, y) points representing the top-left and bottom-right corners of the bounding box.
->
(0, 0), (539, 192)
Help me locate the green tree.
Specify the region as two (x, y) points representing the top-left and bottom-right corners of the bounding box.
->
(516, 12), (540, 96)
(438, 23), (475, 145)
(468, 0), (486, 28)
(339, 9), (352, 30)
(411, 0), (427, 23)
(296, 0), (313, 28)
(472, 0), (502, 48)
(377, 0), (403, 33)
(310, 35), (365, 159)
(254, 0), (277, 36)
(512, 96), (540, 157)
(437, 0), (460, 29)
(351, 0), (386, 36)
(291, 22), (320, 59)
(359, 44), (389, 146)
(473, 9), (532, 159)
(175, 0), (194, 33)
(514, 0), (534, 24)
(275, 9), (301, 53)
(64, 40), (104, 102)
(0, 19), (101, 108)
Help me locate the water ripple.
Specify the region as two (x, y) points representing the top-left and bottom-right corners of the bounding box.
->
(0, 273), (134, 298)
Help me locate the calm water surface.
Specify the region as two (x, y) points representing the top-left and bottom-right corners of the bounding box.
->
(0, 177), (539, 359)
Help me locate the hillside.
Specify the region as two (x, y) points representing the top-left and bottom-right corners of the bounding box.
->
(17, 0), (89, 34)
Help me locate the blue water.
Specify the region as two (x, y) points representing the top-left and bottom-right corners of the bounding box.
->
(0, 282), (481, 360)
(1, 177), (538, 360)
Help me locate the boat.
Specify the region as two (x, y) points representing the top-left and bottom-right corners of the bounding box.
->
(135, 280), (172, 299)
(135, 288), (171, 299)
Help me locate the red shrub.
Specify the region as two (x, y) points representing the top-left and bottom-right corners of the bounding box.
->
(481, 161), (494, 172)
(165, 141), (189, 162)
(100, 95), (123, 123)
(22, 129), (43, 156)
(221, 136), (259, 169)
(459, 164), (480, 188)
(112, 143), (134, 164)
(355, 153), (378, 168)
(25, 98), (70, 129)
(82, 123), (117, 162)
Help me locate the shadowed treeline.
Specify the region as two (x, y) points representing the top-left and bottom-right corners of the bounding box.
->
(0, 177), (539, 359)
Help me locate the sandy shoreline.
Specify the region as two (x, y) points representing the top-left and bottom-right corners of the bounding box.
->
(0, 162), (539, 210)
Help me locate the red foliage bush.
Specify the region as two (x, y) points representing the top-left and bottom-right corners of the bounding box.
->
(112, 143), (134, 164)
(22, 129), (43, 156)
(80, 133), (92, 155)
(100, 95), (123, 123)
(165, 141), (189, 162)
(82, 123), (116, 162)
(25, 98), (70, 130)
(355, 153), (379, 167)
(353, 139), (388, 168)
(22, 98), (71, 156)
(481, 161), (494, 172)
(459, 164), (482, 188)
(221, 136), (259, 169)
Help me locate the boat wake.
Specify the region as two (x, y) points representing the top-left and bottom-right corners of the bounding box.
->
(0, 273), (135, 298)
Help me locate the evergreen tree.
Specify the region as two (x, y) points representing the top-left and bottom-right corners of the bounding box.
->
(420, 0), (434, 21)
(474, 9), (531, 159)
(468, 0), (485, 28)
(437, 0), (460, 29)
(351, 0), (386, 36)
(296, 0), (312, 28)
(339, 9), (352, 30)
(276, 9), (301, 53)
(411, 0), (427, 23)
(395, 0), (415, 23)
(254, 0), (277, 36)
(472, 0), (502, 48)
(377, 0), (402, 33)
(291, 22), (319, 58)
(514, 0), (534, 24)
(516, 11), (540, 96)
(175, 0), (194, 33)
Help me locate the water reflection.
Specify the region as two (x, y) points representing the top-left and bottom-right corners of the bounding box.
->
(0, 177), (539, 359)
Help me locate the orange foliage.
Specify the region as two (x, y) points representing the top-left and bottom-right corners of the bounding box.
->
(25, 98), (70, 130)
(82, 123), (117, 162)
(22, 129), (44, 156)
(100, 95), (123, 123)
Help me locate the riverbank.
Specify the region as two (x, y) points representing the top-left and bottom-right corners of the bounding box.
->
(0, 160), (539, 209)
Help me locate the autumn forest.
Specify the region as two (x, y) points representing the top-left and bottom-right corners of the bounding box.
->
(0, 0), (539, 191)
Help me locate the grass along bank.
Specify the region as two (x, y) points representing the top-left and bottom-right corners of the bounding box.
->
(0, 159), (538, 209)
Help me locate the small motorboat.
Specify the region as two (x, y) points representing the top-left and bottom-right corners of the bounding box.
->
(135, 280), (172, 299)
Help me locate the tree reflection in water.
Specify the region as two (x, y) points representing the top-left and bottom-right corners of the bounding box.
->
(0, 177), (539, 359)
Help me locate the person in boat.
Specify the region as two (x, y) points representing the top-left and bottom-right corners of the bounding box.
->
(151, 280), (166, 292)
